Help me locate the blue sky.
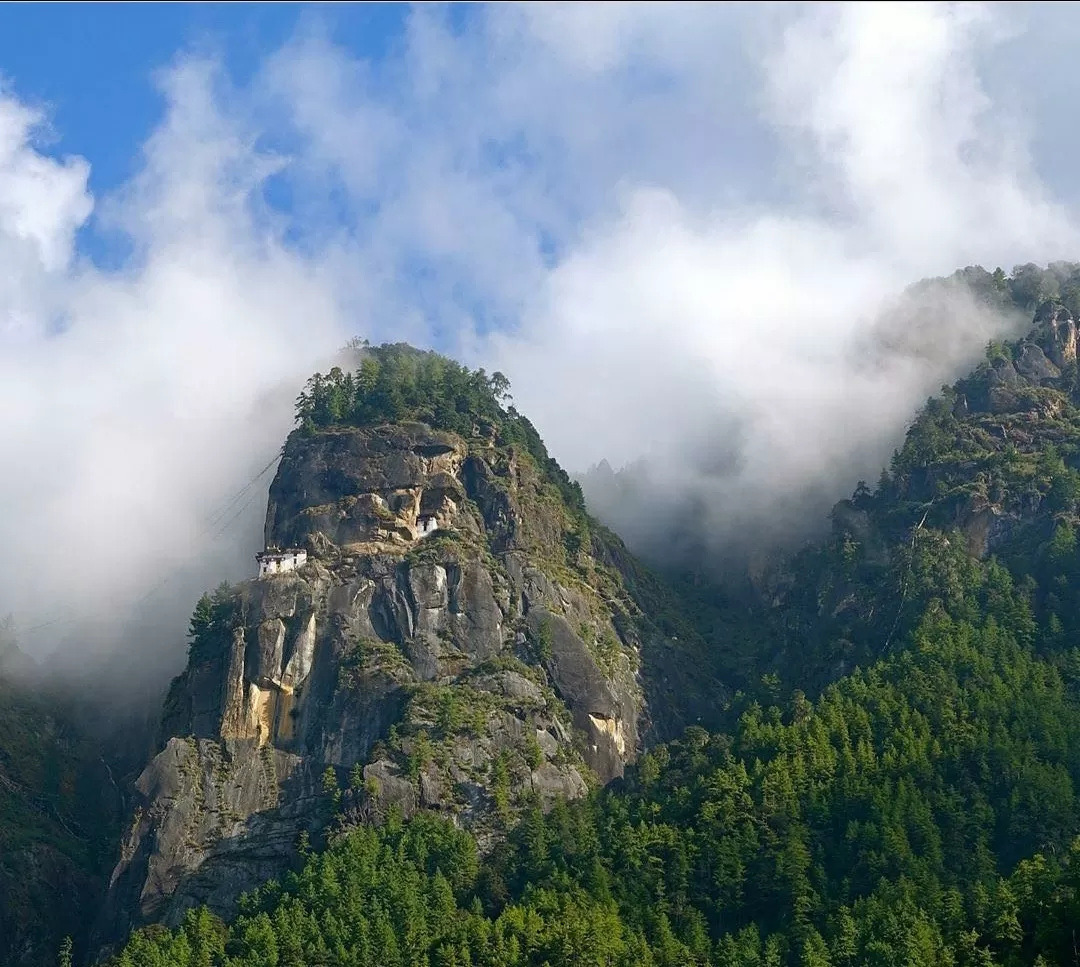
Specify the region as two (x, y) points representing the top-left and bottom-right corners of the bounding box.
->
(7, 2), (1080, 659)
(0, 2), (413, 268)
(0, 4), (406, 197)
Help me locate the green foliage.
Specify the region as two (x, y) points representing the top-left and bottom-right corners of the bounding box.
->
(294, 343), (588, 521)
(109, 817), (655, 967)
(336, 636), (411, 693)
(523, 730), (544, 771)
(491, 751), (512, 823)
(110, 548), (1080, 966)
(321, 766), (341, 807)
(186, 583), (237, 664)
(404, 683), (490, 744)
(407, 731), (434, 780)
(295, 343), (507, 439)
(349, 762), (365, 792)
(533, 618), (553, 663)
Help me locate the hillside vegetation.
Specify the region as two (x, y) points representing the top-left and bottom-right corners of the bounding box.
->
(29, 263), (1080, 965)
(0, 643), (122, 967)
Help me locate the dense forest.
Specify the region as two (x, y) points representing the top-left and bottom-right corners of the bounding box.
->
(105, 535), (1080, 966)
(102, 263), (1080, 966)
(13, 263), (1080, 966)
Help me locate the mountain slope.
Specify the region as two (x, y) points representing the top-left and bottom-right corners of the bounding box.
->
(105, 271), (1080, 967)
(0, 645), (125, 967)
(714, 269), (1080, 699)
(98, 345), (729, 947)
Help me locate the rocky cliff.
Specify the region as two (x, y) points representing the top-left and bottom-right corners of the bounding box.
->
(100, 409), (723, 944)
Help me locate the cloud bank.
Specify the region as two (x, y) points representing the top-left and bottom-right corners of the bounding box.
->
(0, 65), (351, 685)
(1, 2), (1078, 687)
(493, 1), (1078, 559)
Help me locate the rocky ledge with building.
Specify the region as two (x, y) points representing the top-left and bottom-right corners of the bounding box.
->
(98, 416), (724, 944)
(256, 547), (308, 577)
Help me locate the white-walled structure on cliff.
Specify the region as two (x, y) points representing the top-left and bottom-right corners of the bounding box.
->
(256, 547), (307, 578)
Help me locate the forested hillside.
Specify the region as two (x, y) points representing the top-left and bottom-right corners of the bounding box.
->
(0, 639), (124, 967)
(4, 263), (1080, 966)
(101, 264), (1080, 967)
(105, 521), (1080, 966)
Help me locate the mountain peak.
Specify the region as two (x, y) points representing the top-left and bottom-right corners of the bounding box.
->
(99, 345), (727, 941)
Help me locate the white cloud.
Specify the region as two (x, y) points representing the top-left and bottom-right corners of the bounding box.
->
(0, 62), (351, 683)
(0, 87), (91, 342)
(487, 1), (1080, 555)
(764, 3), (1065, 270)
(2, 2), (1080, 681)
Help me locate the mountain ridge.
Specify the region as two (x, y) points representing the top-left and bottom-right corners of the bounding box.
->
(94, 345), (731, 954)
(9, 262), (1080, 965)
(97, 264), (1080, 966)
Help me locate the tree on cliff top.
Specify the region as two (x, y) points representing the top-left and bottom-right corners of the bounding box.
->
(294, 342), (586, 519)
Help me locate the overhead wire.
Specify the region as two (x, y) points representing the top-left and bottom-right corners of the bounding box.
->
(19, 451), (282, 636)
(202, 453), (283, 530)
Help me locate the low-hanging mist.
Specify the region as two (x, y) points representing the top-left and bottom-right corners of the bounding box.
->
(3, 3), (1080, 694)
(484, 3), (1080, 569)
(569, 272), (1034, 570)
(0, 68), (352, 688)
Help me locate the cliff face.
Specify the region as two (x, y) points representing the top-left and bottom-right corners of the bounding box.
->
(102, 419), (715, 942)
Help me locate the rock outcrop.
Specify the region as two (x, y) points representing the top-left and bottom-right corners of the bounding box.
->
(101, 419), (714, 943)
(1034, 301), (1078, 368)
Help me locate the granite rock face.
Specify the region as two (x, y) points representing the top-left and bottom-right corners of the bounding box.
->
(101, 420), (712, 945)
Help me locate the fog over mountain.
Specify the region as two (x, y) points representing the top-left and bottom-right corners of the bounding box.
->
(1, 3), (1079, 689)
